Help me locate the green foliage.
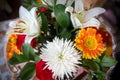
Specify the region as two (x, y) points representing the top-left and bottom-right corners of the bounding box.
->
(54, 4), (70, 28)
(22, 44), (36, 60)
(18, 62), (36, 80)
(82, 51), (117, 80)
(82, 59), (100, 71)
(9, 43), (40, 65)
(101, 56), (117, 67)
(8, 52), (29, 65)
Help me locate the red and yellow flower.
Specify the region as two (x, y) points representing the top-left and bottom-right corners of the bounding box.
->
(6, 34), (21, 60)
(6, 34), (36, 60)
(75, 27), (105, 59)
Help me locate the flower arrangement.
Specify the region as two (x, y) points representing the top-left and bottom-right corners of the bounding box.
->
(6, 0), (117, 80)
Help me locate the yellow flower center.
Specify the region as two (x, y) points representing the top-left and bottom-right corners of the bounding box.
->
(85, 36), (97, 50)
(58, 54), (64, 61)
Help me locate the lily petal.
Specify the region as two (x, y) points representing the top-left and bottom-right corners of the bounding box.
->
(83, 18), (100, 28)
(19, 6), (33, 26)
(9, 21), (18, 28)
(75, 0), (83, 13)
(43, 0), (53, 6)
(56, 0), (66, 5)
(65, 6), (73, 13)
(66, 0), (75, 7)
(29, 7), (40, 36)
(71, 15), (82, 29)
(84, 7), (105, 22)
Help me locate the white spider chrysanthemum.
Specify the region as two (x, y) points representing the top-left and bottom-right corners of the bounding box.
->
(40, 37), (82, 80)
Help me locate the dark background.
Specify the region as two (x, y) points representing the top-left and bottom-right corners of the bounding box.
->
(0, 0), (120, 28)
(0, 0), (120, 80)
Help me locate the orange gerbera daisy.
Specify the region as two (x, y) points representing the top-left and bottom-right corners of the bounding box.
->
(75, 28), (105, 59)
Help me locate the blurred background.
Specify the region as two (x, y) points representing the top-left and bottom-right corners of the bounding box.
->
(0, 0), (120, 27)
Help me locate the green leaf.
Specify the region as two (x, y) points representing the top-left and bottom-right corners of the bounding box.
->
(82, 59), (100, 71)
(94, 71), (106, 80)
(101, 56), (117, 67)
(39, 12), (48, 32)
(60, 28), (71, 39)
(22, 43), (36, 60)
(18, 62), (36, 80)
(54, 4), (70, 28)
(34, 55), (41, 62)
(9, 52), (29, 65)
(99, 50), (106, 60)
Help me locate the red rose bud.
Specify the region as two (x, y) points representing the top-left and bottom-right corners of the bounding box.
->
(40, 7), (48, 12)
(30, 38), (36, 48)
(36, 60), (54, 80)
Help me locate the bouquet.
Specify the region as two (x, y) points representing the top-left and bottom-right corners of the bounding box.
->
(5, 0), (117, 80)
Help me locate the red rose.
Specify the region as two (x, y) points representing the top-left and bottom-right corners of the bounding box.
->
(16, 34), (26, 50)
(36, 60), (54, 80)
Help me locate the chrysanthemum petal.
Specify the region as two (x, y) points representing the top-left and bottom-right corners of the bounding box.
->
(40, 37), (82, 79)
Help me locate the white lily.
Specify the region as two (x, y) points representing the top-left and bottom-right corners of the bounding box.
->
(65, 0), (105, 29)
(9, 6), (41, 43)
(43, 0), (74, 7)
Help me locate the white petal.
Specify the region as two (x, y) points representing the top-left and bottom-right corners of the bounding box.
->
(65, 6), (73, 13)
(83, 18), (100, 28)
(30, 7), (37, 20)
(19, 6), (33, 26)
(25, 35), (36, 44)
(9, 21), (17, 28)
(43, 0), (53, 6)
(56, 0), (66, 5)
(66, 0), (75, 7)
(29, 7), (40, 35)
(75, 0), (83, 12)
(30, 7), (38, 27)
(84, 7), (105, 22)
(71, 15), (82, 29)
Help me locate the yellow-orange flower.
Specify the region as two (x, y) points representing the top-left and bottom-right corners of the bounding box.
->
(37, 0), (42, 4)
(7, 34), (21, 60)
(75, 28), (105, 59)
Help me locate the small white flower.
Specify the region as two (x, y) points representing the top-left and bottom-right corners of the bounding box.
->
(65, 0), (105, 29)
(9, 6), (41, 43)
(40, 37), (81, 80)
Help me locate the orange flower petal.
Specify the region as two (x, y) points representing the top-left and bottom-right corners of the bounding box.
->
(75, 28), (105, 59)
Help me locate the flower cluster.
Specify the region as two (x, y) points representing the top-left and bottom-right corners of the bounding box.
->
(6, 0), (116, 80)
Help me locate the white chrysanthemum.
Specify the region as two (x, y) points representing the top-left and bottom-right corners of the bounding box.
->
(40, 37), (82, 80)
